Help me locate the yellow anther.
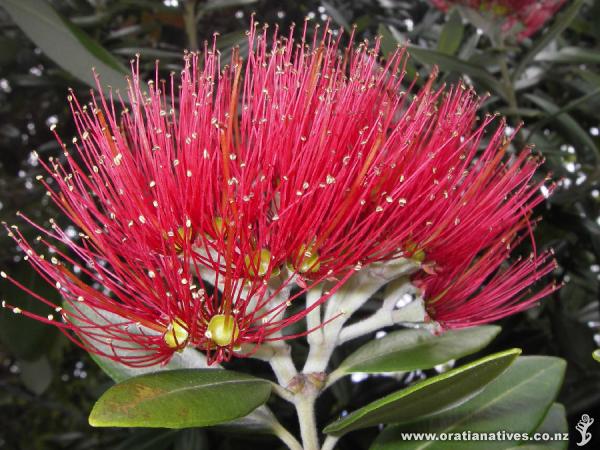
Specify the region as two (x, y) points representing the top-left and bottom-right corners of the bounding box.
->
(207, 314), (239, 347)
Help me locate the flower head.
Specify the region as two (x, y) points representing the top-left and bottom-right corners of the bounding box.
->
(1, 19), (557, 366)
(431, 0), (567, 40)
(2, 219), (342, 365)
(415, 236), (558, 329)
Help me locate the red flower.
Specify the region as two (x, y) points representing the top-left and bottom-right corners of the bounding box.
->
(415, 235), (558, 329)
(1, 19), (557, 366)
(2, 216), (343, 365)
(405, 117), (559, 328)
(431, 0), (567, 40)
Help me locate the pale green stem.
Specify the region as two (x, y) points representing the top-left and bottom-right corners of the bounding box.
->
(306, 285), (324, 346)
(270, 381), (295, 403)
(266, 287), (299, 387)
(272, 420), (304, 450)
(270, 261), (420, 449)
(241, 339), (294, 372)
(337, 298), (426, 345)
(269, 344), (298, 387)
(294, 392), (320, 450)
(303, 278), (378, 373)
(303, 261), (419, 374)
(321, 435), (340, 450)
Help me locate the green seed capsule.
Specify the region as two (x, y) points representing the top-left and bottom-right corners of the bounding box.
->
(290, 244), (320, 273)
(163, 319), (189, 349)
(166, 226), (193, 253)
(213, 216), (225, 237)
(405, 241), (426, 263)
(207, 314), (239, 347)
(245, 248), (271, 277)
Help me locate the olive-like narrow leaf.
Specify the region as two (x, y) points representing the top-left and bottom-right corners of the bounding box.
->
(0, 0), (127, 91)
(89, 369), (272, 428)
(198, 0), (258, 13)
(378, 24), (505, 98)
(514, 0), (585, 81)
(536, 47), (600, 65)
(322, 1), (351, 31)
(437, 9), (464, 55)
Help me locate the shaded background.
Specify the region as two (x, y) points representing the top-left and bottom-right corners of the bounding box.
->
(0, 0), (599, 449)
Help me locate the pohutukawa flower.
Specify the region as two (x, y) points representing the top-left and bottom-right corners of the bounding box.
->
(1, 18), (556, 366)
(1, 220), (340, 365)
(415, 234), (559, 329)
(430, 0), (567, 40)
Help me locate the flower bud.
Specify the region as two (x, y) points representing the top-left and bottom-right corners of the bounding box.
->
(163, 318), (189, 350)
(245, 248), (271, 277)
(207, 314), (239, 347)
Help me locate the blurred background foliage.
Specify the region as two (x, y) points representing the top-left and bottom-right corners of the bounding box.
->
(0, 0), (599, 449)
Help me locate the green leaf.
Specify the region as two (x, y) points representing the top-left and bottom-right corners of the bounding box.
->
(336, 326), (501, 374)
(514, 0), (585, 81)
(90, 347), (212, 384)
(198, 0), (258, 14)
(406, 45), (505, 97)
(378, 25), (505, 98)
(112, 47), (183, 59)
(573, 68), (600, 89)
(66, 303), (277, 433)
(437, 10), (464, 55)
(536, 46), (600, 65)
(370, 356), (566, 450)
(524, 93), (599, 159)
(0, 0), (127, 91)
(496, 107), (543, 118)
(216, 406), (281, 434)
(89, 369), (272, 428)
(593, 349), (600, 362)
(322, 1), (351, 31)
(323, 348), (521, 437)
(455, 5), (500, 42)
(528, 404), (568, 450)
